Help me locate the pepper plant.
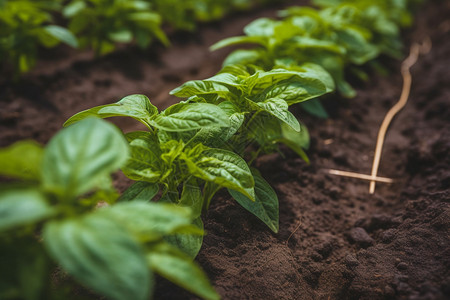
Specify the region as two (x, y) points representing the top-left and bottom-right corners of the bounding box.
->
(64, 62), (333, 237)
(0, 118), (219, 300)
(211, 0), (420, 99)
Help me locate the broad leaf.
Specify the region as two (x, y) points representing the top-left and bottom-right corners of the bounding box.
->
(43, 214), (152, 300)
(191, 101), (245, 147)
(64, 95), (158, 127)
(170, 79), (232, 99)
(228, 171), (279, 233)
(147, 242), (220, 300)
(119, 181), (159, 202)
(42, 118), (129, 198)
(152, 103), (229, 132)
(165, 217), (204, 259)
(100, 202), (203, 241)
(184, 149), (255, 200)
(0, 189), (54, 232)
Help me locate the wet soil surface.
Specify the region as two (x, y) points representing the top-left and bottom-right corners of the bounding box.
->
(1, 0), (449, 299)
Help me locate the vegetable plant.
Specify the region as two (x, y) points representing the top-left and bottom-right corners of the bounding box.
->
(211, 0), (420, 98)
(63, 0), (168, 55)
(64, 60), (333, 237)
(0, 0), (78, 75)
(0, 118), (219, 300)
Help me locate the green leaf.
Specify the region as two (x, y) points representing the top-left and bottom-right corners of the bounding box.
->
(64, 94), (158, 128)
(277, 123), (310, 163)
(147, 242), (220, 300)
(119, 181), (159, 202)
(152, 103), (229, 132)
(251, 67), (332, 100)
(44, 25), (78, 48)
(0, 189), (54, 232)
(191, 101), (245, 147)
(170, 79), (233, 99)
(122, 133), (162, 182)
(165, 217), (204, 259)
(184, 149), (255, 200)
(0, 240), (49, 300)
(100, 202), (203, 241)
(222, 49), (264, 67)
(244, 18), (277, 37)
(254, 98), (300, 132)
(210, 36), (267, 51)
(228, 171), (279, 233)
(0, 141), (43, 181)
(42, 118), (129, 198)
(178, 180), (203, 219)
(62, 1), (86, 17)
(109, 30), (133, 43)
(300, 99), (329, 118)
(43, 214), (152, 300)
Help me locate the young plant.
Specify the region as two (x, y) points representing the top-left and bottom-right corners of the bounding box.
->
(64, 61), (333, 236)
(211, 1), (419, 98)
(0, 118), (219, 300)
(63, 0), (168, 55)
(64, 95), (262, 240)
(0, 0), (78, 75)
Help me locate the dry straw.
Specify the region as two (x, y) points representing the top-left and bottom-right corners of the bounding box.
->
(329, 38), (432, 194)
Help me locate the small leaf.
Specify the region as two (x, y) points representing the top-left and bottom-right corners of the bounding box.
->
(222, 49), (264, 66)
(109, 30), (133, 43)
(254, 98), (300, 132)
(147, 242), (220, 300)
(44, 25), (78, 48)
(210, 36), (267, 51)
(62, 1), (86, 17)
(42, 118), (129, 198)
(0, 189), (54, 232)
(0, 141), (43, 181)
(122, 134), (162, 182)
(228, 171), (279, 233)
(43, 214), (152, 300)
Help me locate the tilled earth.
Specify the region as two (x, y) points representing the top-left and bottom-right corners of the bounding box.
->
(0, 0), (449, 299)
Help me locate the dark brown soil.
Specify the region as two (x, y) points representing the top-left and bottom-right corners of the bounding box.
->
(1, 0), (449, 299)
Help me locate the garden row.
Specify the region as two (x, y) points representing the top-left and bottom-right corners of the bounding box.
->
(0, 0), (422, 299)
(0, 0), (278, 75)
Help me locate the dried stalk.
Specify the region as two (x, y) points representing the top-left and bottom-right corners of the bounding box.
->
(369, 39), (431, 193)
